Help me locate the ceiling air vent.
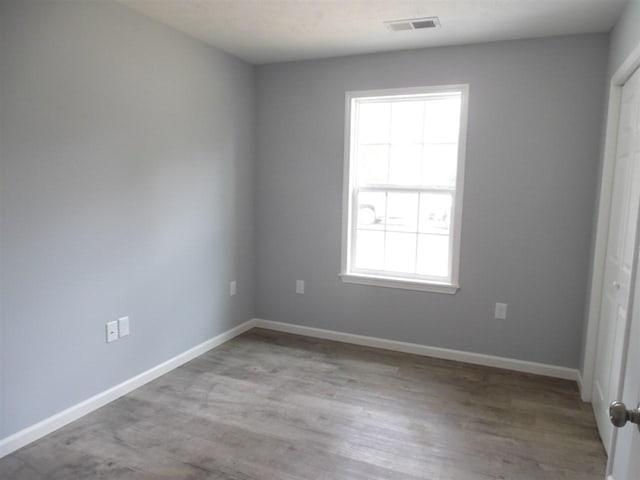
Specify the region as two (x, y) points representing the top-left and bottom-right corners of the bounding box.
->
(386, 17), (440, 32)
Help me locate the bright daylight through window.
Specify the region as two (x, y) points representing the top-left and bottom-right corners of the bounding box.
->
(340, 85), (468, 293)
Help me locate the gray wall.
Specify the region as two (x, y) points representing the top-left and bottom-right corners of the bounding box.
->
(608, 0), (640, 76)
(0, 0), (254, 437)
(254, 35), (608, 369)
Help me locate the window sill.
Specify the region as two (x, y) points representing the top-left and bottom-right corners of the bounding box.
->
(339, 273), (459, 294)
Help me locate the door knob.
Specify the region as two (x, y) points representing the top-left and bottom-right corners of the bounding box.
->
(613, 281), (621, 290)
(609, 401), (640, 431)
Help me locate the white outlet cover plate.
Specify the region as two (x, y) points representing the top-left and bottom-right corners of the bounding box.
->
(494, 303), (508, 320)
(230, 281), (237, 296)
(296, 280), (305, 294)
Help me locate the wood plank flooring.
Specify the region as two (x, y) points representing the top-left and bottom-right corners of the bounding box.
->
(0, 328), (606, 479)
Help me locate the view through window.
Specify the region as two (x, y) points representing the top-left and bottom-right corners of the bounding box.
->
(341, 85), (468, 293)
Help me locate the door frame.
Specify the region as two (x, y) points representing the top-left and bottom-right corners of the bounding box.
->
(582, 42), (640, 406)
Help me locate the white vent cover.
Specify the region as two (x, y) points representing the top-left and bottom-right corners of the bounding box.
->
(386, 17), (440, 32)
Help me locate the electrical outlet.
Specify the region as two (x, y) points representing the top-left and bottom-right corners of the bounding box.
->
(296, 280), (305, 294)
(118, 316), (130, 338)
(494, 303), (508, 320)
(106, 321), (119, 343)
(230, 280), (237, 296)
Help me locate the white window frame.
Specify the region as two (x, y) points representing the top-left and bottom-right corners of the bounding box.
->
(339, 84), (469, 294)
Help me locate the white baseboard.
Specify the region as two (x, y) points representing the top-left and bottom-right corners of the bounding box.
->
(0, 319), (255, 459)
(1, 317), (580, 459)
(253, 318), (578, 381)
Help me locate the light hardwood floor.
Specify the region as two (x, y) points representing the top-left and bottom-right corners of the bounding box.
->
(0, 328), (606, 479)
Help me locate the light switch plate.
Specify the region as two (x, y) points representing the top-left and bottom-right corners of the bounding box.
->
(230, 280), (237, 296)
(296, 280), (305, 294)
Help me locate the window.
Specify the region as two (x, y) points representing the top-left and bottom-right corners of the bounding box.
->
(340, 85), (468, 293)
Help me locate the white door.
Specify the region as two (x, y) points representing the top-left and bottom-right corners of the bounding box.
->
(592, 65), (640, 453)
(608, 256), (640, 479)
(608, 65), (640, 480)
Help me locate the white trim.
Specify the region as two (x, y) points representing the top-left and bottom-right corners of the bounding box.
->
(576, 370), (585, 401)
(339, 272), (458, 293)
(253, 318), (578, 381)
(0, 319), (256, 459)
(582, 41), (640, 403)
(340, 84), (469, 293)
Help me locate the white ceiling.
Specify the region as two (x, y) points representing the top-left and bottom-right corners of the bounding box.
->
(117, 0), (628, 64)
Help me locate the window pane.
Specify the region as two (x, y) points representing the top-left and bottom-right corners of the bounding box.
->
(389, 144), (422, 185)
(390, 100), (424, 144)
(386, 192), (418, 232)
(424, 96), (461, 144)
(419, 193), (452, 234)
(356, 191), (386, 229)
(355, 230), (385, 270)
(417, 234), (449, 278)
(385, 232), (416, 274)
(422, 144), (458, 187)
(358, 144), (389, 185)
(357, 102), (391, 144)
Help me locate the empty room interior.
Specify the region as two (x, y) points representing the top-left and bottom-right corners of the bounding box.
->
(2, 0), (640, 478)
